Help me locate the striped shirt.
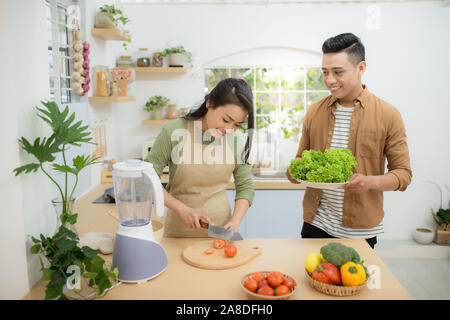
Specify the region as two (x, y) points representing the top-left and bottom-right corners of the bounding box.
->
(310, 103), (384, 238)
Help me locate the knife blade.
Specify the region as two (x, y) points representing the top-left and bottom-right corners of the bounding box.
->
(200, 221), (244, 241)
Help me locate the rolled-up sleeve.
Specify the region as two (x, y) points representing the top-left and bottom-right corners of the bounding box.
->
(233, 163), (255, 206)
(385, 108), (412, 191)
(145, 128), (171, 177)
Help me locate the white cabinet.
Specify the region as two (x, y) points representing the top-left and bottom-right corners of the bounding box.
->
(227, 189), (305, 238)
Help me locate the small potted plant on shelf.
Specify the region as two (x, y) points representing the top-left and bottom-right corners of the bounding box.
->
(426, 181), (450, 245)
(144, 95), (170, 120)
(13, 101), (118, 299)
(96, 4), (132, 50)
(160, 45), (193, 68)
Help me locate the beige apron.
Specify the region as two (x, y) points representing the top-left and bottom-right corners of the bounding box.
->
(163, 120), (236, 237)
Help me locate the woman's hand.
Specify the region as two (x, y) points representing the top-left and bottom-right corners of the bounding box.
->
(178, 206), (213, 229)
(223, 220), (240, 232)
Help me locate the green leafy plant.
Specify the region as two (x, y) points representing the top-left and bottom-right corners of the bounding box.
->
(426, 181), (450, 231)
(144, 95), (170, 112)
(160, 45), (193, 67)
(14, 101), (118, 299)
(98, 5), (131, 50)
(289, 148), (357, 183)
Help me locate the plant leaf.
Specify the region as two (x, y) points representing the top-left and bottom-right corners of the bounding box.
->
(17, 136), (59, 164)
(81, 246), (100, 258)
(13, 163), (40, 176)
(45, 285), (63, 300)
(52, 164), (74, 174)
(37, 101), (93, 148)
(72, 154), (98, 174)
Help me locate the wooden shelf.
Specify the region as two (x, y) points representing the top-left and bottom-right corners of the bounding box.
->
(133, 67), (187, 73)
(142, 119), (172, 126)
(91, 28), (128, 41)
(89, 96), (136, 104)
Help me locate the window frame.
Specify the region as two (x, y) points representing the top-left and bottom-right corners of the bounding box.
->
(204, 65), (329, 141)
(45, 0), (76, 104)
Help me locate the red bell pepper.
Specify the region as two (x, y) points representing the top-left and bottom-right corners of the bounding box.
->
(312, 262), (342, 285)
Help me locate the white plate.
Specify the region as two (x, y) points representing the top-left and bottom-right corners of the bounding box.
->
(299, 180), (347, 190)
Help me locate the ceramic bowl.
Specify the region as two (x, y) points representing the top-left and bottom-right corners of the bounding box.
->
(413, 228), (435, 245)
(241, 271), (297, 300)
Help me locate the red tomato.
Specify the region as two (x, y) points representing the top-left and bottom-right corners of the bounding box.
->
(251, 272), (265, 283)
(258, 279), (269, 288)
(244, 278), (258, 293)
(257, 285), (274, 296)
(224, 244), (237, 257)
(213, 239), (226, 249)
(275, 284), (290, 296)
(283, 277), (296, 289)
(267, 271), (284, 288)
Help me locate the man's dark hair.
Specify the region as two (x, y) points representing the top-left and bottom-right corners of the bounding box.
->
(322, 33), (365, 65)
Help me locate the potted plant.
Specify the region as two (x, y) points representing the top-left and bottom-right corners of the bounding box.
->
(96, 5), (132, 50)
(426, 181), (450, 245)
(144, 96), (170, 120)
(13, 101), (118, 299)
(160, 45), (193, 67)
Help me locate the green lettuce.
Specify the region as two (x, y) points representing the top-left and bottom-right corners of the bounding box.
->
(289, 148), (357, 183)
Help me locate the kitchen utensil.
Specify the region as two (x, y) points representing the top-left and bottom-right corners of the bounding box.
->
(182, 239), (261, 270)
(200, 221), (244, 241)
(111, 159), (168, 283)
(241, 271), (297, 300)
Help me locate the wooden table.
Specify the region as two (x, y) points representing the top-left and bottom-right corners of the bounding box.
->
(23, 184), (411, 300)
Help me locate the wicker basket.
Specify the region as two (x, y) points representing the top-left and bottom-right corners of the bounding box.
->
(241, 271), (297, 300)
(305, 269), (366, 296)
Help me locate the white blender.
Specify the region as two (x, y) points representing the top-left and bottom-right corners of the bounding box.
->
(111, 159), (168, 283)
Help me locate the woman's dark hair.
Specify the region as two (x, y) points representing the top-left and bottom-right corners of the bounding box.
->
(184, 78), (254, 163)
(322, 33), (365, 65)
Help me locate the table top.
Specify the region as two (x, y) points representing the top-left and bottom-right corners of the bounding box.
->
(22, 184), (411, 300)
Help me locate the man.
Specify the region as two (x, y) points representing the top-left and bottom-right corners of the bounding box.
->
(287, 33), (412, 249)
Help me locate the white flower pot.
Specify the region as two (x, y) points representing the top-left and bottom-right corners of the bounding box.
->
(95, 12), (115, 28)
(169, 53), (184, 67)
(413, 227), (435, 245)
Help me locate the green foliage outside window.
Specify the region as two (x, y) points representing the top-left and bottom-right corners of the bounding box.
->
(205, 66), (328, 140)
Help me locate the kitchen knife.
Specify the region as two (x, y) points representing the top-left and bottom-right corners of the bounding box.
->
(200, 221), (244, 241)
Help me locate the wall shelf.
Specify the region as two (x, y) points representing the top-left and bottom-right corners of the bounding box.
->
(133, 67), (187, 73)
(142, 119), (172, 126)
(91, 28), (128, 41)
(89, 96), (136, 104)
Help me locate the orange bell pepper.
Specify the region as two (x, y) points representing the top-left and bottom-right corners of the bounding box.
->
(340, 261), (366, 286)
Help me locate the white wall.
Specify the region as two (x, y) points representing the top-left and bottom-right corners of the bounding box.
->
(104, 1), (450, 239)
(0, 0), (112, 297)
(0, 0), (30, 300)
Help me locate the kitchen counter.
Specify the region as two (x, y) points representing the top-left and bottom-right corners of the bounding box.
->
(161, 174), (307, 190)
(22, 184), (411, 300)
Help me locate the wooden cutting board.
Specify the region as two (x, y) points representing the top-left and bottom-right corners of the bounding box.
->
(182, 240), (262, 270)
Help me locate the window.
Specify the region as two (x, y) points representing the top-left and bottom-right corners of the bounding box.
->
(204, 66), (329, 141)
(45, 0), (74, 104)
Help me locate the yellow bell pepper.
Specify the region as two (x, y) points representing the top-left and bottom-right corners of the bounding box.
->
(340, 261), (366, 286)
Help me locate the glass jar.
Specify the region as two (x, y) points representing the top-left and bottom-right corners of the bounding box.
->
(93, 65), (109, 97)
(167, 104), (180, 119)
(152, 52), (163, 67)
(136, 48), (150, 67)
(117, 55), (133, 67)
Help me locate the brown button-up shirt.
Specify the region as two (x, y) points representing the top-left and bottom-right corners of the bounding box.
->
(297, 85), (412, 229)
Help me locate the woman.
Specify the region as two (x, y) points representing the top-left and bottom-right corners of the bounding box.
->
(146, 78), (255, 237)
